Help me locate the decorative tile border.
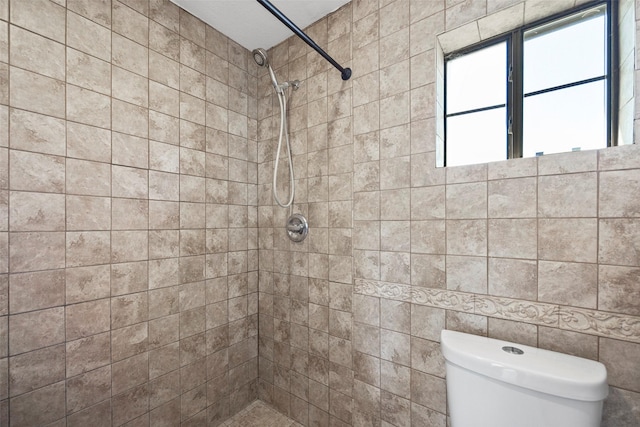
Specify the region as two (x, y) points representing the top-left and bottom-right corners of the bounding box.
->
(475, 295), (558, 327)
(557, 306), (640, 343)
(354, 278), (640, 344)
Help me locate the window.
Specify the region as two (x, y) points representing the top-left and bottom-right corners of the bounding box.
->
(443, 1), (615, 167)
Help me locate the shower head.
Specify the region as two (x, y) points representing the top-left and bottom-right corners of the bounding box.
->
(252, 48), (269, 67)
(253, 47), (282, 92)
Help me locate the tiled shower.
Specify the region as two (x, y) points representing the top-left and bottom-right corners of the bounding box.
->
(1, 0), (639, 426)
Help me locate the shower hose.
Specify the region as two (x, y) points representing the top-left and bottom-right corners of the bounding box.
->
(273, 85), (295, 210)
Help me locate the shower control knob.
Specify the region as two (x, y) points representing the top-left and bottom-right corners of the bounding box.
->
(286, 213), (308, 243)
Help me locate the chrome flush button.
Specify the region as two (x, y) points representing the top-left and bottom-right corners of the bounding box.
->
(502, 346), (524, 355)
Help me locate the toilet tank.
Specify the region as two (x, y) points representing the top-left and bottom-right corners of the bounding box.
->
(441, 330), (608, 427)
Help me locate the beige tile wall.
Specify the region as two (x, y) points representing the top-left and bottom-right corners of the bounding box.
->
(257, 0), (640, 426)
(2, 0), (640, 426)
(0, 0), (260, 425)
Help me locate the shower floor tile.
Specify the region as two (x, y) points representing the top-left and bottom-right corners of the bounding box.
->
(222, 400), (302, 427)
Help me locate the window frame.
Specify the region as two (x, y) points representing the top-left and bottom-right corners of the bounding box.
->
(443, 0), (618, 166)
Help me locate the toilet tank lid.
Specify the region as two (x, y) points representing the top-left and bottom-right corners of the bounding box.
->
(441, 330), (609, 401)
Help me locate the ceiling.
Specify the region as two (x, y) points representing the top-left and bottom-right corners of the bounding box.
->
(170, 0), (351, 51)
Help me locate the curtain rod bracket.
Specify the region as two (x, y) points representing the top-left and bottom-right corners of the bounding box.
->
(257, 0), (352, 80)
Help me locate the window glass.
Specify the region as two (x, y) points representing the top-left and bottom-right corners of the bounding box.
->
(523, 81), (606, 157)
(441, 2), (611, 167)
(524, 9), (606, 94)
(446, 108), (507, 166)
(446, 42), (507, 114)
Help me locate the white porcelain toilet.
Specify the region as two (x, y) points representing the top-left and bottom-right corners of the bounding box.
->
(441, 330), (609, 427)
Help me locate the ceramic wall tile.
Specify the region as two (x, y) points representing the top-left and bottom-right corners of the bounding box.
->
(10, 0), (66, 43)
(10, 26), (65, 81)
(67, 11), (111, 62)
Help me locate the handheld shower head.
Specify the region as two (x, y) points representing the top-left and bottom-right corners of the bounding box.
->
(252, 48), (269, 67)
(252, 48), (302, 95)
(253, 47), (282, 92)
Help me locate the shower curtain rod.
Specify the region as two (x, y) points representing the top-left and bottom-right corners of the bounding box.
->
(256, 0), (352, 81)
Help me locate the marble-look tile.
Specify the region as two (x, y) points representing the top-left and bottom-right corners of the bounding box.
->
(9, 191), (65, 231)
(111, 230), (148, 263)
(9, 67), (65, 118)
(538, 149), (597, 175)
(411, 185), (445, 220)
(66, 264), (111, 304)
(411, 336), (445, 377)
(538, 261), (597, 309)
(9, 307), (65, 355)
(67, 10), (111, 62)
(112, 261), (148, 296)
(601, 387), (640, 427)
(113, 1), (148, 47)
(446, 162), (487, 184)
(539, 218), (597, 263)
(113, 198), (148, 230)
(487, 156), (537, 179)
(446, 255), (486, 294)
(411, 253), (446, 289)
(488, 177), (536, 218)
(9, 269), (65, 314)
(10, 0), (66, 43)
(410, 370), (446, 414)
(111, 322), (148, 363)
(9, 381), (65, 426)
(113, 99), (149, 139)
(66, 365), (111, 416)
(112, 353), (148, 396)
(600, 338), (640, 392)
(111, 293), (148, 329)
(113, 67), (149, 109)
(538, 326), (598, 360)
(151, 0), (180, 31)
(66, 231), (111, 267)
(10, 108), (66, 156)
(411, 305), (445, 342)
(446, 219), (487, 256)
(599, 265), (640, 316)
(66, 332), (111, 378)
(10, 150), (65, 193)
(8, 344), (65, 397)
(10, 231), (65, 272)
(599, 219), (640, 267)
(67, 399), (112, 427)
(67, 0), (112, 27)
(446, 182), (487, 219)
(150, 20), (179, 61)
(112, 33), (148, 77)
(0, 63), (5, 105)
(112, 383), (149, 426)
(599, 169), (640, 217)
(487, 317), (538, 347)
(65, 299), (110, 341)
(0, 20), (4, 65)
(10, 25), (65, 80)
(487, 218), (536, 259)
(446, 310), (488, 336)
(538, 173), (597, 218)
(488, 258), (537, 300)
(598, 144), (640, 171)
(66, 84), (111, 129)
(410, 220), (445, 254)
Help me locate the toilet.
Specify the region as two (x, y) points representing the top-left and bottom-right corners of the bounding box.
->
(441, 330), (609, 427)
